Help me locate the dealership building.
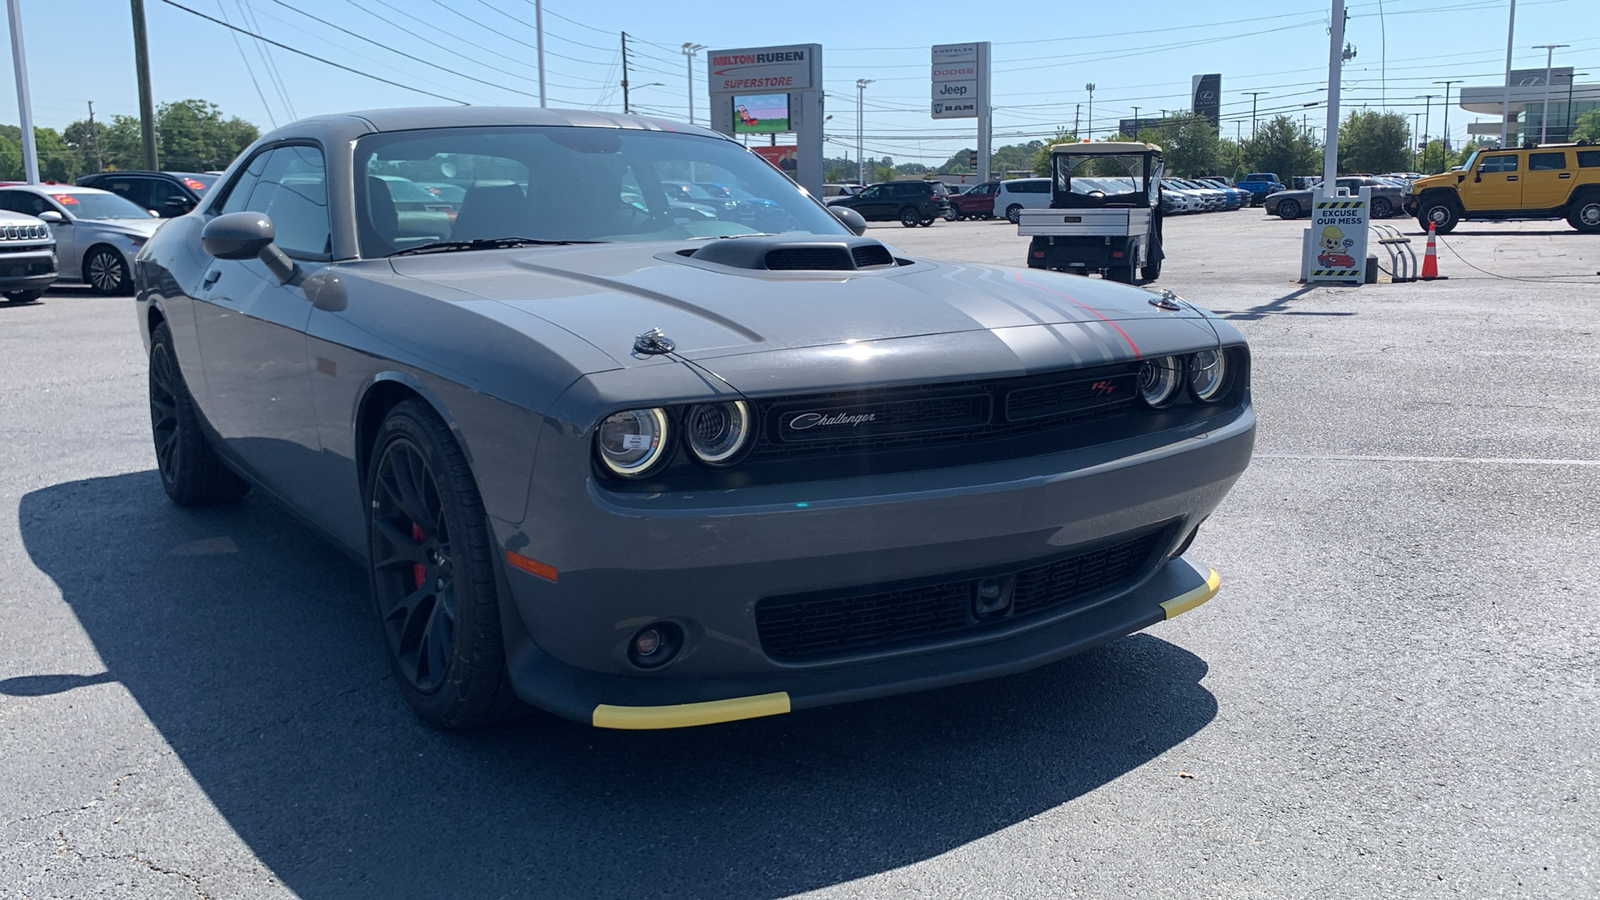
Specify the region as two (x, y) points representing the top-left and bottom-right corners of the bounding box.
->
(1461, 67), (1600, 145)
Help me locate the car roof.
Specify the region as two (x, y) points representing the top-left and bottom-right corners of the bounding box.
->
(259, 106), (732, 145)
(1, 183), (117, 197)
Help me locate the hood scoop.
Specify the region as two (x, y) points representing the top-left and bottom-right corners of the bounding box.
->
(685, 235), (900, 272)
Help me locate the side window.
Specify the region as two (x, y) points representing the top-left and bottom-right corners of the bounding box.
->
(246, 145), (330, 259)
(218, 150), (271, 215)
(860, 186), (882, 199)
(107, 178), (152, 209)
(1578, 150), (1600, 168)
(0, 190), (45, 215)
(1479, 155), (1519, 173)
(1528, 152), (1567, 171)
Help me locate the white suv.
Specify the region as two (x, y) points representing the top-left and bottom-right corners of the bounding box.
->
(996, 178), (1052, 224)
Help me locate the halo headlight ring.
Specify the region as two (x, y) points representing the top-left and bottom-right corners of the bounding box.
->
(1187, 349), (1229, 402)
(596, 407), (671, 478)
(684, 400), (753, 466)
(1138, 356), (1183, 408)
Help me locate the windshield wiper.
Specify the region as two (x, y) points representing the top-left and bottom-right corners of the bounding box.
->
(387, 237), (598, 257)
(686, 232), (773, 241)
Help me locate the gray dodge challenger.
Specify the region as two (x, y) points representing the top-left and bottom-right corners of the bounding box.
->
(135, 107), (1255, 731)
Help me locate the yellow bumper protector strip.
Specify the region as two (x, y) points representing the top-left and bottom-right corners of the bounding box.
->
(592, 691), (791, 730)
(1160, 567), (1221, 620)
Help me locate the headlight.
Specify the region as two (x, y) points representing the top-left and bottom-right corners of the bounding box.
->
(1138, 356), (1182, 407)
(596, 408), (670, 478)
(684, 400), (752, 465)
(1187, 350), (1228, 402)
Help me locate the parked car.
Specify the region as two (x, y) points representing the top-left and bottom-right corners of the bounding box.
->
(1265, 176), (1407, 220)
(826, 180), (951, 226)
(1162, 178), (1220, 212)
(1194, 178), (1250, 209)
(0, 211), (57, 303)
(133, 106), (1254, 731)
(1403, 144), (1600, 234)
(822, 183), (863, 198)
(78, 170), (217, 218)
(1236, 173), (1286, 204)
(948, 181), (999, 219)
(995, 177), (1052, 223)
(694, 181), (783, 226)
(0, 184), (160, 294)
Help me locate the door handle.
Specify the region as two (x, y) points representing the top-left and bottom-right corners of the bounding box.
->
(1506, 175), (1519, 181)
(202, 268), (221, 288)
(1559, 172), (1572, 178)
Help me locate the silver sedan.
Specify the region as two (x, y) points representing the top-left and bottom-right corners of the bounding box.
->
(0, 185), (161, 294)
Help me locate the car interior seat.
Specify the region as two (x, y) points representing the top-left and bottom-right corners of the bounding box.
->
(452, 182), (530, 242)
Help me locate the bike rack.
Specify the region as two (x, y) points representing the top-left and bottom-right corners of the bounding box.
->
(1368, 223), (1418, 283)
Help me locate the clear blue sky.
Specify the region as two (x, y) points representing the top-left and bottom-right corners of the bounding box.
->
(1, 0), (1592, 165)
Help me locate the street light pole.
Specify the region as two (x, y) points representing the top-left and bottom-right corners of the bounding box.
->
(1533, 44), (1568, 144)
(1434, 80), (1462, 154)
(1409, 111), (1422, 171)
(856, 78), (873, 185)
(1500, 0), (1517, 148)
(6, 0), (38, 183)
(1085, 83), (1095, 140)
(1416, 94), (1437, 172)
(1244, 91), (1269, 137)
(682, 43), (704, 125)
(535, 0), (546, 107)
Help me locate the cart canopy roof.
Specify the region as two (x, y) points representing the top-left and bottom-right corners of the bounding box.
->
(1050, 141), (1162, 155)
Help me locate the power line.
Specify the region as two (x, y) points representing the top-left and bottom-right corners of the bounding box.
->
(237, 0), (296, 119)
(156, 0), (469, 104)
(214, 0), (276, 127)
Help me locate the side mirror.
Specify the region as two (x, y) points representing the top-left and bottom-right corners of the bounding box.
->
(37, 210), (65, 224)
(202, 211), (298, 284)
(830, 205), (868, 236)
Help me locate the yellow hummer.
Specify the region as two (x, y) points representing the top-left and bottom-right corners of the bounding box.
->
(1402, 142), (1600, 234)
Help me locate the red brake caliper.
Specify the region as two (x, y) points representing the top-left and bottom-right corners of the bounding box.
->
(411, 523), (426, 589)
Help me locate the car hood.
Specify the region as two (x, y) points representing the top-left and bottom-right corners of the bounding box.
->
(387, 241), (1212, 368)
(81, 216), (163, 238)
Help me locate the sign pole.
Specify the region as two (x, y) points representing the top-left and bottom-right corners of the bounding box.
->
(977, 42), (990, 183)
(1321, 0), (1344, 196)
(6, 0), (38, 183)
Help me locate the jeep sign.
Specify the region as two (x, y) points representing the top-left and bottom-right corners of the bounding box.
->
(931, 42), (987, 121)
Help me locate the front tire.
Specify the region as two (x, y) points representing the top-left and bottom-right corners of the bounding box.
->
(148, 322), (249, 506)
(1372, 197), (1393, 218)
(1005, 204), (1023, 224)
(367, 399), (517, 730)
(1568, 193), (1600, 233)
(1418, 195), (1460, 234)
(4, 289), (43, 304)
(84, 247), (132, 296)
(1275, 199), (1301, 220)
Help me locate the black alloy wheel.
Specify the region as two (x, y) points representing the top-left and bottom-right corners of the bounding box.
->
(367, 399), (516, 729)
(1275, 199), (1301, 220)
(147, 322), (249, 505)
(1372, 197), (1393, 218)
(85, 247), (131, 296)
(899, 206), (923, 228)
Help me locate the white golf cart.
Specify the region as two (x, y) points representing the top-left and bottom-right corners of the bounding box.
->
(1017, 141), (1164, 284)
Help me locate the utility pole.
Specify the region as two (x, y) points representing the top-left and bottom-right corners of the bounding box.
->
(855, 78), (873, 185)
(1417, 94), (1436, 170)
(1131, 105), (1139, 133)
(1085, 83), (1095, 140)
(620, 32), (629, 114)
(1073, 103), (1080, 137)
(130, 0), (158, 170)
(1533, 44), (1568, 144)
(1244, 91), (1269, 137)
(87, 100), (102, 171)
(1500, 0), (1517, 148)
(535, 0), (546, 107)
(1321, 0), (1347, 193)
(1409, 111), (1422, 170)
(682, 43), (704, 124)
(7, 0), (38, 183)
(1433, 79), (1462, 153)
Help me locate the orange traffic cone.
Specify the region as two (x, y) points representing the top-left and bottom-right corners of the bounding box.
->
(1420, 222), (1442, 280)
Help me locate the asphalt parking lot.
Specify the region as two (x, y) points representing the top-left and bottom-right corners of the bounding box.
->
(2, 211), (1597, 898)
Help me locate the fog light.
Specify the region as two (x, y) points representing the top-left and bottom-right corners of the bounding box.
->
(627, 621), (683, 669)
(973, 576), (1014, 618)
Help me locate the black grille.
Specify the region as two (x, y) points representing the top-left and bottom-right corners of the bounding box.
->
(851, 244), (895, 268)
(765, 248), (853, 270)
(754, 527), (1169, 662)
(750, 365), (1140, 460)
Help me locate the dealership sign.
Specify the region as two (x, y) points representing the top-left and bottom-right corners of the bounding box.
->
(1191, 73), (1221, 127)
(931, 42), (988, 120)
(707, 46), (815, 93)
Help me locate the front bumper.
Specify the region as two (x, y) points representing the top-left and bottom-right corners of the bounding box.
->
(491, 405), (1254, 728)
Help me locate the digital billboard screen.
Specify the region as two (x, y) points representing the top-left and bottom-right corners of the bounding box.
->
(733, 93), (790, 133)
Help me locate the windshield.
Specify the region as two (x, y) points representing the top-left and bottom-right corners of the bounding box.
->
(56, 191), (153, 220)
(354, 126), (845, 256)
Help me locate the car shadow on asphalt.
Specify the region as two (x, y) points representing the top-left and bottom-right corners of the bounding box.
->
(19, 471), (1218, 899)
(1214, 286), (1360, 321)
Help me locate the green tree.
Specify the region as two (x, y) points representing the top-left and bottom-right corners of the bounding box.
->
(0, 125), (81, 181)
(1152, 112), (1220, 177)
(0, 134), (20, 180)
(1216, 138), (1244, 179)
(1417, 139), (1472, 174)
(62, 99), (259, 173)
(1241, 115), (1321, 182)
(1031, 130), (1076, 176)
(991, 139), (1044, 176)
(1572, 108), (1600, 142)
(63, 118), (106, 172)
(894, 162), (930, 176)
(1337, 110), (1411, 175)
(938, 147), (974, 174)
